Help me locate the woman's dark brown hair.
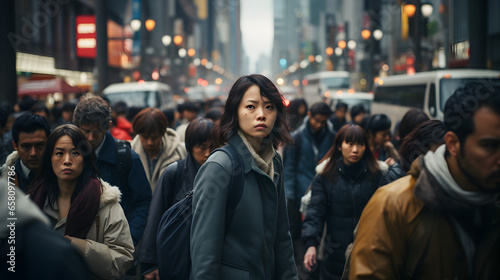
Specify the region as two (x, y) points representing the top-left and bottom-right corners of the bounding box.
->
(211, 74), (293, 148)
(320, 124), (379, 183)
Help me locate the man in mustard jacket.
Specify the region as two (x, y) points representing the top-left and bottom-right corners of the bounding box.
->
(349, 82), (500, 279)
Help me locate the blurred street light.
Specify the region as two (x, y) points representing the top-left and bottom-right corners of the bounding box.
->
(162, 35), (172, 46)
(299, 60), (309, 69)
(178, 48), (187, 58)
(361, 29), (371, 40)
(421, 3), (433, 17)
(145, 19), (156, 31)
(187, 48), (196, 57)
(152, 69), (159, 80)
(335, 47), (343, 56)
(130, 19), (141, 32)
(373, 29), (383, 40)
(404, 4), (417, 17)
(325, 47), (334, 56)
(337, 40), (347, 49)
(348, 40), (357, 49)
(173, 35), (183, 46)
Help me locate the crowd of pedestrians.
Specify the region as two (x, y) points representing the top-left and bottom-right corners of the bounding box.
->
(0, 76), (499, 280)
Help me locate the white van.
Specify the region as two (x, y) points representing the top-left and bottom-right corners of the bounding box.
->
(331, 91), (374, 117)
(372, 69), (500, 128)
(303, 71), (352, 106)
(103, 81), (176, 110)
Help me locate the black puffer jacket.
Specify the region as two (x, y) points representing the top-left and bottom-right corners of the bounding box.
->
(302, 159), (381, 280)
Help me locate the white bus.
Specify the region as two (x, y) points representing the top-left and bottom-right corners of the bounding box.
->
(303, 71), (352, 106)
(103, 81), (177, 110)
(372, 69), (500, 128)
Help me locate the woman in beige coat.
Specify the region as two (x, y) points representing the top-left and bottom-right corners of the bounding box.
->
(29, 124), (134, 279)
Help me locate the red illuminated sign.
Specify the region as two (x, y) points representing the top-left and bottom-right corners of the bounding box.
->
(76, 15), (96, 58)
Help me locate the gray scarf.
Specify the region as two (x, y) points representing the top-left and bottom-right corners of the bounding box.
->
(424, 144), (497, 206)
(238, 130), (275, 179)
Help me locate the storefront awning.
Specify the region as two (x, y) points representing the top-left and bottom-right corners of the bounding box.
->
(18, 77), (83, 98)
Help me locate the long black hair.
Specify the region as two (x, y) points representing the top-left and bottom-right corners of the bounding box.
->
(320, 124), (379, 183)
(30, 124), (99, 208)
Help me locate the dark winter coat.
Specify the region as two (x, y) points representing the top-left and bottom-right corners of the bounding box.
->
(302, 159), (381, 280)
(140, 154), (200, 273)
(284, 118), (336, 202)
(190, 133), (298, 280)
(95, 132), (151, 244)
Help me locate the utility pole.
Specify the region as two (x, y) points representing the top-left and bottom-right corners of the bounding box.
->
(0, 0), (17, 107)
(468, 0), (487, 69)
(96, 0), (109, 95)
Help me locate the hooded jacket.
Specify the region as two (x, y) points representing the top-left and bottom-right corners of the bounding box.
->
(349, 147), (500, 279)
(302, 158), (381, 279)
(131, 128), (187, 192)
(42, 179), (135, 280)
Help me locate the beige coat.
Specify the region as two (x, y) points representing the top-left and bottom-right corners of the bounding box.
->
(44, 179), (134, 279)
(131, 128), (187, 191)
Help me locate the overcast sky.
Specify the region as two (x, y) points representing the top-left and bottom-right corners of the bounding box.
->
(240, 0), (273, 73)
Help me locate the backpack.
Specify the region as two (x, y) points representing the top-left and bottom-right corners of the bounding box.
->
(114, 139), (132, 194)
(156, 145), (245, 280)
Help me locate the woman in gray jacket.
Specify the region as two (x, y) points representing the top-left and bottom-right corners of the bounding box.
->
(190, 74), (298, 280)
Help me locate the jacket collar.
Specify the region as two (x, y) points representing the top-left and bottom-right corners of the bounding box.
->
(131, 128), (182, 161)
(337, 159), (367, 181)
(96, 132), (117, 164)
(315, 156), (367, 181)
(99, 179), (121, 208)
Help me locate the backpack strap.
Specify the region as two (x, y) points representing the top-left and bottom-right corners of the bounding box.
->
(402, 209), (436, 280)
(114, 139), (132, 191)
(211, 145), (245, 234)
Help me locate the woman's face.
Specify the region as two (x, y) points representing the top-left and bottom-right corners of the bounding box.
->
(340, 140), (366, 166)
(373, 129), (391, 146)
(51, 135), (84, 184)
(192, 141), (211, 166)
(237, 85), (277, 141)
